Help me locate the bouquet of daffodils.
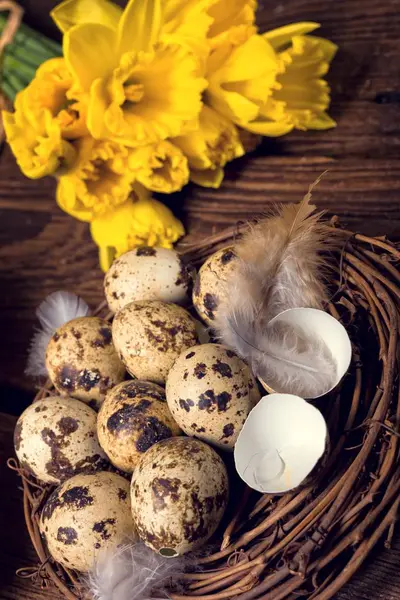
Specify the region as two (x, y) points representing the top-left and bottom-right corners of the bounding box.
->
(2, 0), (337, 270)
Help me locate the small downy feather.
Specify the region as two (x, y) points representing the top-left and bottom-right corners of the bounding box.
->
(25, 291), (90, 377)
(214, 177), (338, 396)
(87, 542), (194, 600)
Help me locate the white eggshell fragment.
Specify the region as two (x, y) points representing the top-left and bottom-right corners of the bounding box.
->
(112, 301), (198, 384)
(97, 380), (181, 473)
(105, 247), (194, 313)
(46, 317), (125, 409)
(260, 308), (352, 399)
(234, 394), (328, 494)
(166, 344), (260, 449)
(39, 471), (135, 572)
(193, 247), (237, 326)
(131, 437), (229, 556)
(14, 396), (108, 484)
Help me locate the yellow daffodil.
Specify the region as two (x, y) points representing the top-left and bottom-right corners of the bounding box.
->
(56, 137), (134, 221)
(21, 58), (88, 139)
(3, 92), (76, 179)
(128, 140), (189, 193)
(243, 23), (337, 135)
(206, 31), (280, 128)
(57, 0), (206, 147)
(207, 0), (256, 48)
(90, 188), (185, 271)
(174, 105), (244, 188)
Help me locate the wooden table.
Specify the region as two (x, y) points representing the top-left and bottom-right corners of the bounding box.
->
(1, 0), (400, 598)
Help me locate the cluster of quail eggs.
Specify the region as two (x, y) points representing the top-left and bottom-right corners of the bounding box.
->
(15, 245), (260, 571)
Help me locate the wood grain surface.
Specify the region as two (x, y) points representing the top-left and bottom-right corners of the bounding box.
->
(1, 0), (400, 598)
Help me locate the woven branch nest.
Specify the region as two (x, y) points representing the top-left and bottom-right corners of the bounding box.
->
(10, 220), (400, 600)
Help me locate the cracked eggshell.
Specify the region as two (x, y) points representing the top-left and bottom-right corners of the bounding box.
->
(166, 344), (260, 449)
(193, 247), (238, 327)
(112, 300), (198, 384)
(234, 394), (328, 494)
(131, 437), (229, 556)
(105, 247), (194, 313)
(14, 396), (108, 484)
(39, 471), (135, 572)
(97, 380), (181, 473)
(46, 317), (125, 409)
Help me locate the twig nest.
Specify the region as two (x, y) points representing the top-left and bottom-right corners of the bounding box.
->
(193, 247), (237, 326)
(166, 344), (260, 449)
(39, 471), (135, 572)
(259, 308), (352, 399)
(112, 301), (198, 384)
(104, 247), (193, 313)
(97, 381), (181, 473)
(46, 317), (125, 409)
(131, 437), (229, 556)
(14, 396), (108, 484)
(234, 394), (328, 493)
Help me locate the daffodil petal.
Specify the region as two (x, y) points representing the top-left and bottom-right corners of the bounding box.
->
(242, 119), (294, 136)
(190, 167), (224, 188)
(306, 112), (336, 129)
(307, 36), (338, 62)
(51, 0), (121, 33)
(88, 78), (111, 139)
(263, 22), (320, 50)
(64, 23), (117, 91)
(117, 0), (162, 54)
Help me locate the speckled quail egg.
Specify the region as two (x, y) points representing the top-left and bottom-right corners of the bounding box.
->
(105, 247), (194, 313)
(131, 437), (229, 556)
(39, 471), (135, 572)
(97, 380), (181, 473)
(112, 301), (198, 384)
(14, 396), (108, 484)
(166, 344), (260, 449)
(46, 316), (126, 409)
(193, 247), (238, 326)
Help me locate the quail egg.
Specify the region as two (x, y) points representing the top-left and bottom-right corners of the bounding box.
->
(193, 247), (237, 326)
(39, 471), (135, 572)
(131, 437), (229, 556)
(46, 316), (125, 409)
(112, 301), (198, 384)
(166, 344), (260, 449)
(14, 396), (108, 484)
(105, 247), (194, 313)
(97, 380), (181, 473)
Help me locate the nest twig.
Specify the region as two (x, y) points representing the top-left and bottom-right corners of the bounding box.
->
(11, 222), (400, 600)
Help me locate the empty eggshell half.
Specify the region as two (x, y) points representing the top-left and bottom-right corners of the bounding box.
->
(105, 247), (194, 313)
(234, 394), (328, 494)
(259, 307), (352, 399)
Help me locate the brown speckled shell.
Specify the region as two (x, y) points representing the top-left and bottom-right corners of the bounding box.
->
(46, 317), (125, 409)
(39, 471), (135, 572)
(105, 247), (193, 313)
(166, 344), (260, 449)
(131, 437), (229, 555)
(112, 301), (198, 384)
(97, 380), (181, 473)
(193, 247), (237, 326)
(14, 396), (108, 484)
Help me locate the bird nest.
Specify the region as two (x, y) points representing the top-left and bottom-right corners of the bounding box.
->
(10, 219), (400, 600)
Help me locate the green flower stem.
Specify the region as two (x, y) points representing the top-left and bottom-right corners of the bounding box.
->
(0, 13), (61, 101)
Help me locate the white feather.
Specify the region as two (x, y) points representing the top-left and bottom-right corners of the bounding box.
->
(87, 542), (193, 600)
(25, 291), (90, 377)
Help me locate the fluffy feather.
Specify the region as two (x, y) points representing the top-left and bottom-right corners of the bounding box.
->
(25, 291), (90, 376)
(215, 178), (337, 395)
(87, 542), (193, 600)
